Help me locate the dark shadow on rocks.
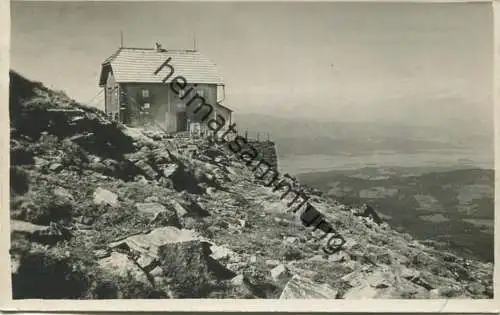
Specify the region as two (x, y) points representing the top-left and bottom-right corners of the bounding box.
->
(12, 251), (89, 299)
(245, 280), (282, 299)
(10, 166), (29, 195)
(169, 162), (204, 195)
(207, 257), (237, 280)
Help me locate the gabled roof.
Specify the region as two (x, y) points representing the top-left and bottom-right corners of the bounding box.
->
(99, 47), (224, 86)
(216, 102), (233, 113)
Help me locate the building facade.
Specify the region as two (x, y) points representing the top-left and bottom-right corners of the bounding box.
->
(99, 45), (232, 132)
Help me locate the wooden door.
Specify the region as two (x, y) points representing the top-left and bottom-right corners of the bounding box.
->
(177, 111), (188, 131)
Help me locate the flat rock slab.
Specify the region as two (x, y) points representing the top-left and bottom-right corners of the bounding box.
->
(11, 220), (48, 234)
(280, 275), (338, 299)
(98, 251), (149, 284)
(136, 202), (167, 215)
(108, 226), (200, 258)
(93, 187), (119, 207)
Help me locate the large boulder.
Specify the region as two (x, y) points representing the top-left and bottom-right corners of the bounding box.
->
(106, 227), (236, 297)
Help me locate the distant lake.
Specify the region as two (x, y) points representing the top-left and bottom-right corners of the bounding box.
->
(279, 150), (494, 175)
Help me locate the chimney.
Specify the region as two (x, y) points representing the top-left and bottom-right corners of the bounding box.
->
(155, 42), (162, 52)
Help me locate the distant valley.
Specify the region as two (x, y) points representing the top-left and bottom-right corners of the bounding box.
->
(297, 166), (494, 262)
(236, 113), (494, 262)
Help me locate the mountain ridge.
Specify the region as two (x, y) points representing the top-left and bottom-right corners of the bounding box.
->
(8, 71), (493, 299)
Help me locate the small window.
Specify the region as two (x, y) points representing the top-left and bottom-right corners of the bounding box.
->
(197, 89), (205, 98)
(142, 89), (150, 98)
(179, 89), (185, 98)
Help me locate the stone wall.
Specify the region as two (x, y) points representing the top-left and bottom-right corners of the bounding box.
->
(245, 140), (278, 170)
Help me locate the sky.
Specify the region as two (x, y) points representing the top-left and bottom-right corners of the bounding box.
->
(10, 1), (493, 130)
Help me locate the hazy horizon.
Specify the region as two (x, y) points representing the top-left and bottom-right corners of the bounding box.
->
(11, 1), (493, 134)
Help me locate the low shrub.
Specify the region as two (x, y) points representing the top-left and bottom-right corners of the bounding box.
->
(89, 270), (168, 299)
(12, 186), (74, 225)
(10, 166), (29, 195)
(12, 246), (92, 299)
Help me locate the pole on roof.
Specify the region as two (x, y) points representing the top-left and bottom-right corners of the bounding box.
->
(193, 32), (197, 51)
(120, 30), (124, 48)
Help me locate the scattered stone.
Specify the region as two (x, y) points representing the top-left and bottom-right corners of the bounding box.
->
(136, 202), (167, 218)
(49, 163), (63, 172)
(11, 253), (21, 274)
(230, 274), (246, 286)
(136, 254), (157, 270)
(209, 244), (237, 261)
(328, 251), (349, 263)
(98, 251), (149, 284)
(162, 164), (179, 178)
(271, 264), (291, 283)
(284, 236), (298, 244)
(265, 259), (280, 267)
(467, 282), (486, 296)
(53, 186), (74, 201)
(309, 254), (326, 261)
(280, 275), (338, 299)
(11, 220), (71, 245)
(429, 289), (441, 299)
(136, 175), (149, 185)
(135, 159), (158, 179)
(170, 198), (209, 218)
(11, 219), (49, 235)
(149, 266), (163, 277)
(33, 157), (48, 168)
(94, 248), (110, 259)
(80, 215), (94, 225)
(372, 281), (391, 289)
(93, 187), (119, 207)
(343, 239), (358, 250)
(343, 282), (379, 299)
(108, 226), (200, 258)
(171, 199), (189, 217)
(158, 240), (212, 297)
(144, 196), (159, 203)
(401, 267), (420, 280)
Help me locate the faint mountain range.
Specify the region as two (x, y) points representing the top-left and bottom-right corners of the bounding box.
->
(233, 113), (493, 157)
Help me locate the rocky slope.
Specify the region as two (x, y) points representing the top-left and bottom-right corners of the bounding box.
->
(9, 71), (493, 299)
